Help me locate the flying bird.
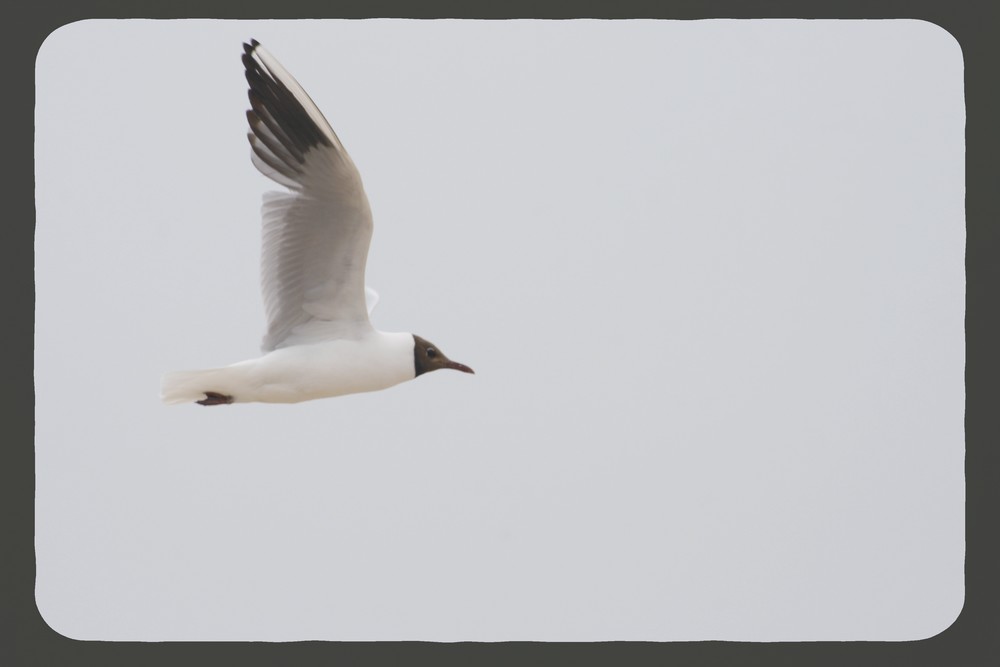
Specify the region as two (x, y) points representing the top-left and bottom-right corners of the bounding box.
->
(161, 39), (473, 406)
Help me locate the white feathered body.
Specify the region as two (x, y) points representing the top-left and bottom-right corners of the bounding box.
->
(161, 331), (415, 404)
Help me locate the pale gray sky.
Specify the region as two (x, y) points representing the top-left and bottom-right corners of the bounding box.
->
(35, 19), (965, 641)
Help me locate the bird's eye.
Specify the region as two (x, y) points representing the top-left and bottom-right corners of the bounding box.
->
(426, 347), (437, 358)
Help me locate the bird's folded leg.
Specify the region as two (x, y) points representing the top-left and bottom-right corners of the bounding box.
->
(197, 391), (234, 406)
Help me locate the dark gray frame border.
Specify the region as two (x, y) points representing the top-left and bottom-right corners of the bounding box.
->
(11, 1), (997, 665)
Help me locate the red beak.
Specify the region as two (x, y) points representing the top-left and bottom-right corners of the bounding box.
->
(445, 360), (475, 374)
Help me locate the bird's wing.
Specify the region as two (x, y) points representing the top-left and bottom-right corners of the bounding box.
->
(243, 39), (375, 352)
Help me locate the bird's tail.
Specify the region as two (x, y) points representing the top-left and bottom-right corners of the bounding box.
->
(160, 368), (231, 405)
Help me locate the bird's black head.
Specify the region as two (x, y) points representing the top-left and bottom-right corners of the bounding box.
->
(413, 335), (474, 377)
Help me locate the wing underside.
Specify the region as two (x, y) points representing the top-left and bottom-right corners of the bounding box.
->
(243, 40), (375, 351)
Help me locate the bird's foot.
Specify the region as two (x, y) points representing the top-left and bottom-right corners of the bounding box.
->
(197, 391), (234, 406)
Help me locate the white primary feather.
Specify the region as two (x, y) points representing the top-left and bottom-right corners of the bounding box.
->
(365, 286), (380, 314)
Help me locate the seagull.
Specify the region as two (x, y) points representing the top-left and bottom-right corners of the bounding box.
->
(161, 39), (473, 406)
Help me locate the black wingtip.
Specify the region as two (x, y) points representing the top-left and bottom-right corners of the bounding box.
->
(243, 39), (260, 56)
